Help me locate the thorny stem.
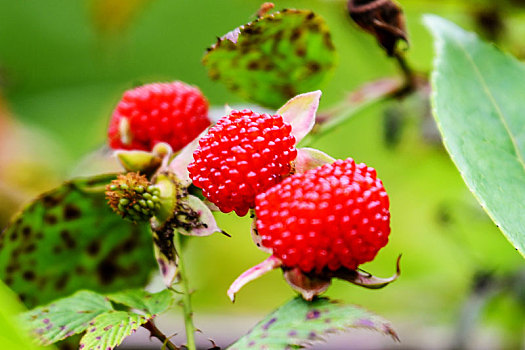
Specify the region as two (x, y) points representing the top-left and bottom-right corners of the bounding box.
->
(173, 229), (197, 350)
(142, 319), (179, 350)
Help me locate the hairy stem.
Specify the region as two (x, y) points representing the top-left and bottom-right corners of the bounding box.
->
(142, 320), (179, 350)
(173, 230), (197, 350)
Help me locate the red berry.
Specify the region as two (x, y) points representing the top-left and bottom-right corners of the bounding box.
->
(255, 158), (390, 274)
(188, 109), (297, 216)
(108, 81), (210, 152)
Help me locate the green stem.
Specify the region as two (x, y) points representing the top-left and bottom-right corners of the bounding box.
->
(173, 230), (197, 350)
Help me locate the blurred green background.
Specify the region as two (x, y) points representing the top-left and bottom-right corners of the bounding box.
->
(1, 0), (525, 347)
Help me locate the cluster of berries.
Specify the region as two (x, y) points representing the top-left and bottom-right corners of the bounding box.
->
(107, 81), (392, 294)
(106, 173), (161, 222)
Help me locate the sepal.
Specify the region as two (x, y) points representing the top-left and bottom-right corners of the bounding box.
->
(227, 256), (282, 302)
(277, 90), (321, 144)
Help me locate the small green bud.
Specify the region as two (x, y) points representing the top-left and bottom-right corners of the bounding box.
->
(136, 185), (145, 193)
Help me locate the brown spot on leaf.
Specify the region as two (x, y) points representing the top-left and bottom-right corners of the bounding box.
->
(247, 61), (260, 70)
(22, 226), (32, 238)
(290, 28), (302, 41)
(44, 214), (58, 225)
(87, 241), (100, 256)
(24, 243), (36, 253)
(55, 274), (69, 290)
(23, 271), (36, 281)
(42, 194), (62, 209)
(64, 204), (81, 221)
(97, 258), (118, 285)
(9, 230), (18, 241)
(6, 263), (18, 274)
(307, 61), (321, 73)
(121, 236), (137, 251)
(60, 230), (76, 249)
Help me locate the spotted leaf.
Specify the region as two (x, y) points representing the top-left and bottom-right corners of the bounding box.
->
(228, 297), (398, 349)
(0, 174), (157, 308)
(20, 290), (113, 346)
(79, 311), (148, 350)
(203, 8), (336, 108)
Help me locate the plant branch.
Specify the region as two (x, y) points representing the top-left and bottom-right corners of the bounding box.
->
(173, 229), (197, 350)
(299, 51), (425, 147)
(392, 50), (417, 97)
(299, 78), (401, 147)
(142, 319), (179, 350)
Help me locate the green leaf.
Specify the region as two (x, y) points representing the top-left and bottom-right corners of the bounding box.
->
(0, 174), (157, 308)
(0, 280), (50, 350)
(20, 290), (113, 345)
(107, 289), (174, 315)
(424, 15), (525, 257)
(79, 311), (148, 350)
(203, 9), (336, 108)
(228, 297), (398, 349)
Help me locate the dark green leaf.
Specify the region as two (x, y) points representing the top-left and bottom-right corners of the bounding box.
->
(107, 288), (174, 315)
(20, 290), (113, 345)
(79, 311), (148, 350)
(203, 9), (336, 108)
(0, 174), (157, 308)
(424, 15), (525, 257)
(228, 297), (398, 349)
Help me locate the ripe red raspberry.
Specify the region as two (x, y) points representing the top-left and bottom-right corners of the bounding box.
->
(108, 81), (210, 152)
(255, 158), (390, 274)
(188, 109), (297, 216)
